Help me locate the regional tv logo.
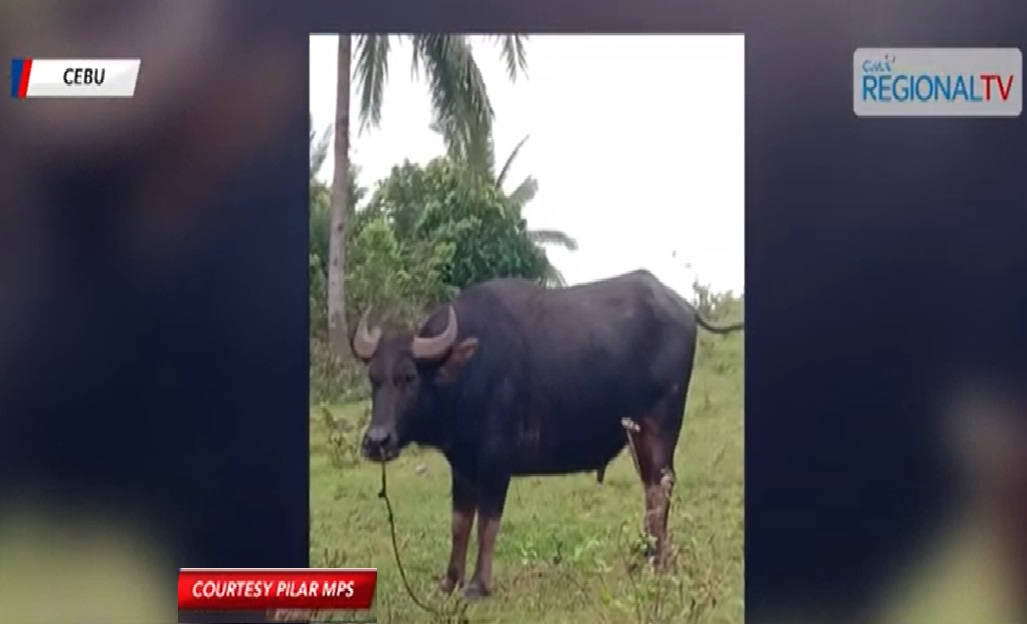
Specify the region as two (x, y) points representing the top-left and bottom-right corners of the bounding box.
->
(11, 58), (140, 98)
(853, 47), (1022, 117)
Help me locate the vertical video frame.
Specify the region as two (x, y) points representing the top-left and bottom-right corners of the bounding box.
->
(308, 33), (745, 624)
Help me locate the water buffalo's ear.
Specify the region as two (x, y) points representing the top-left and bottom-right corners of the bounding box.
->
(436, 338), (479, 384)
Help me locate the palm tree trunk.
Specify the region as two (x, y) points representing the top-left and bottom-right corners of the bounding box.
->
(327, 35), (352, 358)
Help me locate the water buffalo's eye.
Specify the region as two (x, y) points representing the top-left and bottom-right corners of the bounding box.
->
(404, 372), (416, 384)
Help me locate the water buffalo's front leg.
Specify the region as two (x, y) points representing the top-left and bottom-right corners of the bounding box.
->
(439, 469), (476, 594)
(464, 467), (512, 600)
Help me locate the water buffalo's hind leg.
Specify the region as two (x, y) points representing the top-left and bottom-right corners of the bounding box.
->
(624, 391), (685, 570)
(439, 469), (476, 594)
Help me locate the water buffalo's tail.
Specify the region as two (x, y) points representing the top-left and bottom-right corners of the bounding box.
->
(695, 315), (745, 334)
(652, 275), (745, 334)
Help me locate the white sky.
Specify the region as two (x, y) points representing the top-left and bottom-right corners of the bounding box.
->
(310, 34), (744, 296)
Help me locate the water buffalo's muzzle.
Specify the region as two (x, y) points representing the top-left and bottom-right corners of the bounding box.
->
(361, 426), (399, 462)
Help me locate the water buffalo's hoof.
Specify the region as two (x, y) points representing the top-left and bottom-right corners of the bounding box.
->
(462, 581), (490, 601)
(437, 575), (461, 595)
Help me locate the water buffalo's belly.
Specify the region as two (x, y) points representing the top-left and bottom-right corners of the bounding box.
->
(509, 416), (629, 476)
(510, 457), (622, 477)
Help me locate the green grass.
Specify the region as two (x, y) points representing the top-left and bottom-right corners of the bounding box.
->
(310, 331), (743, 624)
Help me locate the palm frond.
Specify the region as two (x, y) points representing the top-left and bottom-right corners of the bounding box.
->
(413, 35), (494, 170)
(528, 228), (578, 251)
(354, 34), (391, 133)
(497, 134), (530, 186)
(309, 116), (333, 180)
(464, 122), (494, 177)
(429, 113), (466, 162)
(349, 164), (367, 208)
(508, 176), (539, 208)
(431, 111), (495, 176)
(542, 262), (568, 287)
(490, 34), (529, 81)
(409, 35), (422, 80)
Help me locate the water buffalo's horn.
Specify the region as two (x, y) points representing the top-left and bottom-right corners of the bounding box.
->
(352, 308), (382, 360)
(411, 306), (458, 360)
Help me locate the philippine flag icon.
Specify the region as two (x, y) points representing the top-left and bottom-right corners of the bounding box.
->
(9, 58), (140, 98)
(11, 57), (33, 98)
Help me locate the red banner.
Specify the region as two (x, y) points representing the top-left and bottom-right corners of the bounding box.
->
(177, 568), (377, 610)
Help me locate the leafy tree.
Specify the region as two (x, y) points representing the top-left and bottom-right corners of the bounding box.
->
(310, 115), (333, 337)
(430, 122), (577, 286)
(345, 218), (454, 331)
(327, 34), (529, 357)
(364, 158), (548, 291)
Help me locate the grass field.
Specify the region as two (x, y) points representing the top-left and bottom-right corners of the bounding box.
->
(310, 329), (743, 624)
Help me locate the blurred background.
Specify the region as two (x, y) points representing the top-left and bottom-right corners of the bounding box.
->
(1, 0), (1026, 623)
(1, 2), (308, 622)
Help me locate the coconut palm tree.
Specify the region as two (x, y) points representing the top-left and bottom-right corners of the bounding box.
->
(327, 34), (529, 357)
